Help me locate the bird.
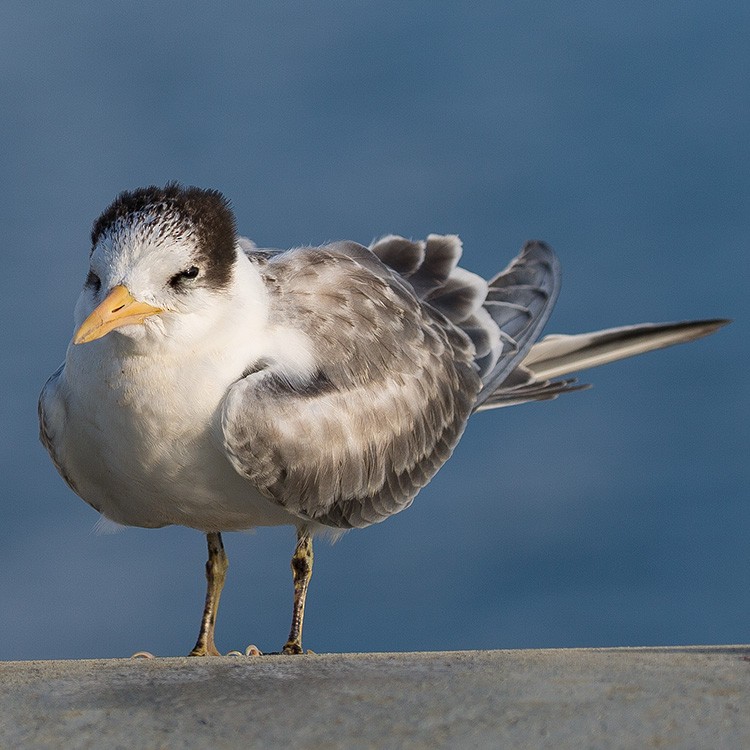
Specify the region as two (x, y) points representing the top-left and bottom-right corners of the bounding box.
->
(39, 183), (728, 656)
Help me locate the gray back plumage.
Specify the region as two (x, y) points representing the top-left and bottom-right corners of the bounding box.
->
(222, 241), (482, 528)
(370, 235), (561, 409)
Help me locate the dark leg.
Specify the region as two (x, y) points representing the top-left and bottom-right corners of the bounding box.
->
(189, 532), (228, 656)
(282, 528), (314, 654)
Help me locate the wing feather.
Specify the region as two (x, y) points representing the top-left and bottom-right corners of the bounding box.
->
(223, 237), (725, 527)
(221, 243), (481, 529)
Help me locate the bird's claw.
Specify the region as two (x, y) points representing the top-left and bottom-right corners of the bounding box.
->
(281, 643), (315, 655)
(131, 651), (156, 659)
(225, 645), (262, 656)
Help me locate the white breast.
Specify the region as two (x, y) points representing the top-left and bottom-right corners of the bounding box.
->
(41, 254), (317, 532)
(44, 333), (299, 531)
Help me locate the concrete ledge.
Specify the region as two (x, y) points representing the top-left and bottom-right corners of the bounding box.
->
(2, 646), (748, 749)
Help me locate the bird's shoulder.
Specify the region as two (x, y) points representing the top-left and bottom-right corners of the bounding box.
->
(255, 241), (473, 386)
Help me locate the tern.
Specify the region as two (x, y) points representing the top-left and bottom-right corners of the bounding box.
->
(39, 183), (727, 656)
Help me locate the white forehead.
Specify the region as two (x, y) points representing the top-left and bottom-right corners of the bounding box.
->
(90, 209), (201, 287)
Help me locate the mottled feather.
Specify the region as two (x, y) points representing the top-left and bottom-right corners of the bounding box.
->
(222, 242), (481, 529)
(364, 235), (561, 396)
(224, 237), (726, 528)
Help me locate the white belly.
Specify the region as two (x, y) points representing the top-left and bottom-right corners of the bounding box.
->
(42, 340), (297, 532)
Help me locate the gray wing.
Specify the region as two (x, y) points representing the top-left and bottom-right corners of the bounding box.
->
(367, 236), (728, 411)
(470, 241), (561, 409)
(369, 235), (561, 410)
(221, 242), (481, 529)
(370, 234), (500, 368)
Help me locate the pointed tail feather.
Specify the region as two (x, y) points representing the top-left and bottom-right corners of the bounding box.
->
(476, 319), (729, 412)
(521, 319), (730, 381)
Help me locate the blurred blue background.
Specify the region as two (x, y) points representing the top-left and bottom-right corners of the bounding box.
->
(1, 2), (747, 660)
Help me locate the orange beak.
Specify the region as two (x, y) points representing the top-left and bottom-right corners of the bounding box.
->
(74, 285), (162, 345)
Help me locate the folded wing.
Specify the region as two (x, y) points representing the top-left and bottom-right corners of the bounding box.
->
(221, 242), (481, 529)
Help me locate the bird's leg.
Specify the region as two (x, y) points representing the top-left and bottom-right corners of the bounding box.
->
(282, 528), (314, 654)
(189, 532), (228, 657)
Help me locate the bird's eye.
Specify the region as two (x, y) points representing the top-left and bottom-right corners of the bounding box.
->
(169, 266), (200, 288)
(86, 270), (101, 293)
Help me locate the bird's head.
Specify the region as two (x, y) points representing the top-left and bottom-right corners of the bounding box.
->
(73, 183), (245, 348)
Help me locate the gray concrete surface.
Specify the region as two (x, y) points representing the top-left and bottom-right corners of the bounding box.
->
(1, 646), (748, 749)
